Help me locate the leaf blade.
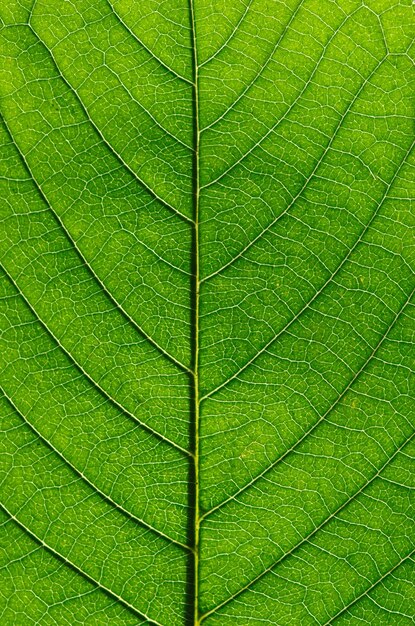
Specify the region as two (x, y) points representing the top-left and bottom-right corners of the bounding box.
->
(1, 1), (414, 624)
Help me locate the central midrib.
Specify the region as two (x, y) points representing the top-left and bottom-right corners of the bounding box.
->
(189, 1), (201, 625)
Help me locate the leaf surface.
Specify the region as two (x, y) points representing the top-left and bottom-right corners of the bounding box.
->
(1, 1), (415, 624)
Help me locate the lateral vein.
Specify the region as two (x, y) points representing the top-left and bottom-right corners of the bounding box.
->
(0, 503), (166, 626)
(1, 110), (193, 376)
(2, 390), (192, 553)
(0, 263), (192, 459)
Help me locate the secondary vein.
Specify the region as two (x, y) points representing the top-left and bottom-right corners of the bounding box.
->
(1, 264), (191, 459)
(2, 390), (192, 553)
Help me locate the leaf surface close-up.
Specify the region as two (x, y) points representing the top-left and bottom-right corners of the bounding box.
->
(0, 0), (415, 624)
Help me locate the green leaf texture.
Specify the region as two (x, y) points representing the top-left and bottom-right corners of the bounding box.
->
(1, 1), (415, 624)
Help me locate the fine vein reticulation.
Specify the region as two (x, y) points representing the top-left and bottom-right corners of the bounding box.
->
(1, 1), (415, 625)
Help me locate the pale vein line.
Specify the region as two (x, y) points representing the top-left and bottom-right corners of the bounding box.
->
(0, 264), (192, 459)
(0, 504), (162, 626)
(28, 0), (192, 151)
(198, 0), (254, 68)
(201, 284), (415, 520)
(201, 139), (414, 401)
(106, 0), (194, 85)
(88, 220), (191, 279)
(103, 64), (192, 150)
(325, 549), (415, 625)
(199, 428), (415, 622)
(1, 390), (192, 553)
(8, 21), (194, 225)
(0, 541), (41, 570)
(200, 0), (308, 133)
(200, 18), (378, 194)
(1, 113), (193, 376)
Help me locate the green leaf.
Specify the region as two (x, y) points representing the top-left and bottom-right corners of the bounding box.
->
(1, 0), (414, 624)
